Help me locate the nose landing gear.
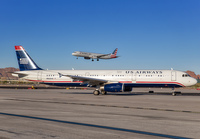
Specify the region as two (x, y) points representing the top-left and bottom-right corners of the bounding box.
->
(172, 88), (181, 96)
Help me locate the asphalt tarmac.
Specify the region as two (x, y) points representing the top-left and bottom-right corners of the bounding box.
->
(0, 88), (200, 139)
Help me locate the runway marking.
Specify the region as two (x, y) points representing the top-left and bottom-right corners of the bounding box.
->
(6, 98), (200, 114)
(0, 112), (191, 139)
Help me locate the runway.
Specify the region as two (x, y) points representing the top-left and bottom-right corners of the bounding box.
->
(0, 89), (200, 139)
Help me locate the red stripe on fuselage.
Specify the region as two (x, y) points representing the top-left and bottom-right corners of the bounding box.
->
(119, 81), (132, 83)
(27, 80), (185, 87)
(30, 80), (131, 83)
(28, 80), (83, 83)
(136, 81), (185, 87)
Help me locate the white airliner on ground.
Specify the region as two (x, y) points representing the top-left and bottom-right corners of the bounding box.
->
(12, 46), (197, 95)
(72, 48), (118, 61)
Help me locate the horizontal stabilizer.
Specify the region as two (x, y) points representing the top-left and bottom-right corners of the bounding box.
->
(12, 72), (28, 78)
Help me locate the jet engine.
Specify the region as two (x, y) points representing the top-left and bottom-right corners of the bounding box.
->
(103, 83), (132, 92)
(84, 57), (91, 60)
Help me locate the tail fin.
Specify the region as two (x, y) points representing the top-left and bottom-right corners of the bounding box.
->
(111, 48), (118, 58)
(112, 48), (118, 55)
(15, 46), (42, 71)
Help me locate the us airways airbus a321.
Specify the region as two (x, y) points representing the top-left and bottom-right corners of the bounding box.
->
(12, 46), (197, 95)
(72, 48), (118, 61)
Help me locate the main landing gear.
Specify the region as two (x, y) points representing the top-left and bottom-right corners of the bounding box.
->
(93, 89), (107, 95)
(91, 58), (99, 61)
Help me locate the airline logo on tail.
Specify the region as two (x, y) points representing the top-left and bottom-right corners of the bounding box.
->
(111, 48), (118, 58)
(19, 58), (29, 64)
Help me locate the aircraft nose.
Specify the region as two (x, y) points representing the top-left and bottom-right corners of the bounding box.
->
(194, 78), (198, 85)
(190, 78), (197, 86)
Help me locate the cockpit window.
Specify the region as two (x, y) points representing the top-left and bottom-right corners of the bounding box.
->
(182, 74), (190, 77)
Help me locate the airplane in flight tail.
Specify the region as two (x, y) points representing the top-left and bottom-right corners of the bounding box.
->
(111, 48), (118, 58)
(72, 48), (119, 61)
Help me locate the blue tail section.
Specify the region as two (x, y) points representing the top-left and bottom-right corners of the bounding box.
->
(15, 46), (42, 71)
(112, 48), (118, 55)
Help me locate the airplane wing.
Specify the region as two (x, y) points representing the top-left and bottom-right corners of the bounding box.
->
(59, 73), (108, 86)
(87, 54), (110, 59)
(96, 54), (110, 58)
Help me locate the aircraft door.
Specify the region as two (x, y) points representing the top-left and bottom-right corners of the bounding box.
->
(132, 72), (136, 81)
(85, 72), (90, 76)
(171, 71), (176, 81)
(37, 71), (42, 81)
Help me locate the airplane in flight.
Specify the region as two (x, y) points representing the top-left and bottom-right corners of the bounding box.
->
(12, 46), (197, 95)
(72, 48), (119, 61)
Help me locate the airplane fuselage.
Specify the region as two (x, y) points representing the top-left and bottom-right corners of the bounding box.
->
(13, 69), (197, 88)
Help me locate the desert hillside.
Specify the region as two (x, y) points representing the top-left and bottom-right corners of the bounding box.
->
(0, 67), (19, 80)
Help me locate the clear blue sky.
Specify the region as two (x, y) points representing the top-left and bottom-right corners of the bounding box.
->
(0, 0), (199, 74)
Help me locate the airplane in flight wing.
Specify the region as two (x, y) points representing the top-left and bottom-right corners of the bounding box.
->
(72, 48), (119, 61)
(12, 46), (197, 95)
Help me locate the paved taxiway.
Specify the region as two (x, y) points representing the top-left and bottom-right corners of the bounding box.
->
(0, 88), (200, 139)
